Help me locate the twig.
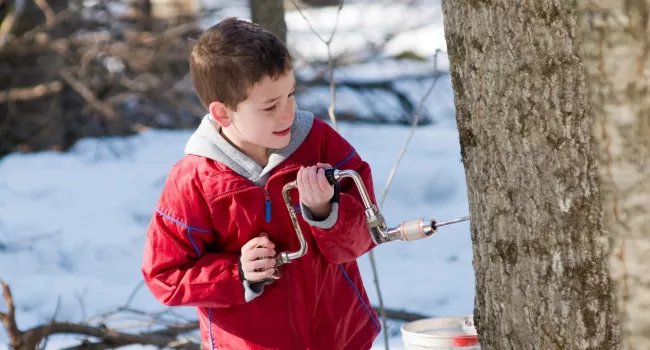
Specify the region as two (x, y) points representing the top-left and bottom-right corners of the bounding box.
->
(124, 280), (145, 309)
(75, 287), (88, 322)
(371, 306), (431, 323)
(19, 8), (74, 42)
(370, 50), (442, 349)
(289, 0), (344, 130)
(0, 279), (202, 350)
(0, 81), (63, 103)
(0, 280), (22, 347)
(2, 276), (427, 350)
(379, 50), (442, 207)
(288, 2), (393, 348)
(58, 69), (117, 121)
(0, 0), (26, 51)
(33, 0), (56, 29)
(38, 296), (62, 350)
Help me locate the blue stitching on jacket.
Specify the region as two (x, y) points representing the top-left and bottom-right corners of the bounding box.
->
(334, 149), (357, 169)
(155, 209), (209, 257)
(338, 265), (381, 332)
(208, 308), (216, 350)
(155, 209), (216, 349)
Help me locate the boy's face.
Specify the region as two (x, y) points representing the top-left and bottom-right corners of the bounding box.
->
(212, 70), (297, 151)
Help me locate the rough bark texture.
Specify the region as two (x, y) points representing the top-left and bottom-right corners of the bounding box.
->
(577, 1), (650, 348)
(441, 1), (620, 349)
(250, 0), (287, 44)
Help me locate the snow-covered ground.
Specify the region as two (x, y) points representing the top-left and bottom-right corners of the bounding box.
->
(0, 119), (473, 349)
(0, 1), (475, 349)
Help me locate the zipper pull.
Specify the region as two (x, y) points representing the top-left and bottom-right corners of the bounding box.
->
(264, 189), (271, 222)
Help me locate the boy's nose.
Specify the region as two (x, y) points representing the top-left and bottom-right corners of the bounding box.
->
(282, 101), (295, 122)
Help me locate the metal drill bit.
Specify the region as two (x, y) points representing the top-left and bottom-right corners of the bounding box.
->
(434, 216), (470, 228)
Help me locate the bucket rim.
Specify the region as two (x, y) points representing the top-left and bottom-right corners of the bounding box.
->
(400, 314), (477, 338)
(400, 315), (479, 348)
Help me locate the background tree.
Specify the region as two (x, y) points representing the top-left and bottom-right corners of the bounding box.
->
(249, 0), (287, 43)
(441, 1), (620, 348)
(578, 1), (650, 348)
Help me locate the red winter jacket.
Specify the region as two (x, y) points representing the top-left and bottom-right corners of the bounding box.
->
(142, 111), (381, 350)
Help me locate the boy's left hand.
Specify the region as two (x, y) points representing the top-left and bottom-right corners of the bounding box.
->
(297, 163), (334, 220)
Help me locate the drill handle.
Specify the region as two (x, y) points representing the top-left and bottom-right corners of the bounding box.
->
(324, 168), (338, 186)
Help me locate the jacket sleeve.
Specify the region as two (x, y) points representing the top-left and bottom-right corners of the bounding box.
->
(300, 124), (378, 264)
(141, 164), (249, 308)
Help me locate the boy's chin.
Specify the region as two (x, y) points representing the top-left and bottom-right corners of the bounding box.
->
(266, 135), (291, 149)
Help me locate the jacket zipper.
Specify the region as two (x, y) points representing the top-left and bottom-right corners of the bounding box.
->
(209, 169), (304, 347)
(263, 189), (272, 222)
(261, 164), (303, 348)
(261, 165), (302, 224)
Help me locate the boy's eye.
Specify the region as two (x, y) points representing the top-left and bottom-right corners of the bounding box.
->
(263, 91), (294, 112)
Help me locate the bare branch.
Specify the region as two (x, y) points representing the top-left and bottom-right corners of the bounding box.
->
(18, 321), (195, 349)
(366, 251), (388, 348)
(372, 306), (430, 323)
(0, 0), (26, 51)
(38, 296), (62, 350)
(289, 0), (344, 130)
(368, 50), (444, 350)
(379, 50), (443, 208)
(74, 287), (88, 322)
(0, 81), (63, 103)
(19, 8), (75, 42)
(0, 280), (22, 347)
(0, 280), (203, 349)
(58, 69), (118, 121)
(124, 280), (145, 309)
(1, 276), (429, 350)
(33, 0), (56, 29)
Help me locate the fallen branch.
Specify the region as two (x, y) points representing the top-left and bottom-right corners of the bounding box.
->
(372, 306), (431, 323)
(0, 0), (26, 51)
(33, 0), (56, 29)
(0, 277), (430, 350)
(59, 69), (117, 121)
(0, 81), (63, 103)
(0, 281), (20, 347)
(0, 280), (201, 350)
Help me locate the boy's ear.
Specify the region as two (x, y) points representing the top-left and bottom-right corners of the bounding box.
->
(208, 101), (232, 128)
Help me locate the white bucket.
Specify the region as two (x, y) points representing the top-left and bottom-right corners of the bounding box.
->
(400, 315), (480, 349)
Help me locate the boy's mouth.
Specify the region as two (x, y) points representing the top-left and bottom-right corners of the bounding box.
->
(273, 127), (291, 136)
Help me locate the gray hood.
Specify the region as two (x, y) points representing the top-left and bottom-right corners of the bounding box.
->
(184, 109), (314, 186)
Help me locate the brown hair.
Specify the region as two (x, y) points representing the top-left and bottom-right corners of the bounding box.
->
(189, 17), (293, 110)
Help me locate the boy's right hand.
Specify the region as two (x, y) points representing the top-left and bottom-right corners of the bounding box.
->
(240, 233), (277, 282)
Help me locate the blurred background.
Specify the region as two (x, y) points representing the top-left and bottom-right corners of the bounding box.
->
(0, 0), (473, 348)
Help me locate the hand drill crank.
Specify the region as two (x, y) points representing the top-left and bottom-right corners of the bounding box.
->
(265, 168), (469, 281)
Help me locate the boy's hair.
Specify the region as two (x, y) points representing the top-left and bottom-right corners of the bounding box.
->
(189, 17), (293, 110)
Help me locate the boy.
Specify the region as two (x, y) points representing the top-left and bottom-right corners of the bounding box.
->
(141, 17), (381, 350)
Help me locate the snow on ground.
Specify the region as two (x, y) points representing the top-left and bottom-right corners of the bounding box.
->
(0, 1), (475, 349)
(0, 119), (473, 349)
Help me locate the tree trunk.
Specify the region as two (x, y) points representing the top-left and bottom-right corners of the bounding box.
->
(441, 1), (620, 349)
(249, 0), (287, 44)
(577, 1), (650, 348)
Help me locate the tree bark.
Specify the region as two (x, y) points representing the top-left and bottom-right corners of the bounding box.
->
(577, 1), (650, 348)
(441, 1), (620, 349)
(249, 0), (287, 44)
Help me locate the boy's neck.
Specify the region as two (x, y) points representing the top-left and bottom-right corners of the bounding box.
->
(217, 125), (269, 167)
